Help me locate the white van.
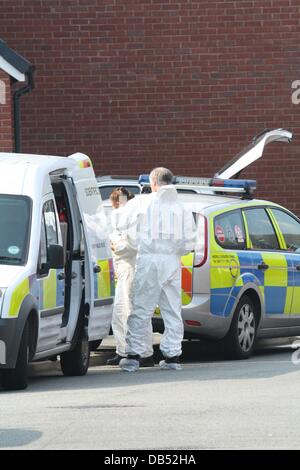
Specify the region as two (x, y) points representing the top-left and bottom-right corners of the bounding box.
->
(0, 152), (115, 390)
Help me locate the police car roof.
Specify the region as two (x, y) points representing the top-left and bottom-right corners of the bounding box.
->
(96, 175), (140, 185)
(177, 192), (241, 206)
(177, 192), (274, 212)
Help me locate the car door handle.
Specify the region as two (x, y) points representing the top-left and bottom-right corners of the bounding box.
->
(71, 272), (77, 279)
(258, 262), (269, 271)
(93, 265), (101, 274)
(57, 272), (65, 280)
(296, 265), (300, 271)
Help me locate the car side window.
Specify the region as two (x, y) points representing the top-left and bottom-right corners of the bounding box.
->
(214, 210), (246, 250)
(39, 200), (58, 269)
(271, 208), (300, 252)
(40, 216), (47, 266)
(244, 208), (279, 250)
(44, 200), (58, 246)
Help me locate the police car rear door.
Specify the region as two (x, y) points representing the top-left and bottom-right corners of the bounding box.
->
(68, 153), (114, 341)
(215, 128), (292, 179)
(242, 206), (290, 327)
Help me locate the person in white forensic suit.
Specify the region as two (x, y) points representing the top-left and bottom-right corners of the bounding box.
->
(118, 168), (197, 372)
(106, 187), (137, 366)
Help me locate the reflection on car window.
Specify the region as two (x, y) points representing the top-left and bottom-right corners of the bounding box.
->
(272, 209), (300, 252)
(99, 185), (141, 200)
(214, 210), (246, 250)
(43, 200), (58, 247)
(244, 208), (279, 250)
(40, 216), (47, 266)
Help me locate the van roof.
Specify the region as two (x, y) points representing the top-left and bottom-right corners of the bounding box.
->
(0, 153), (74, 197)
(0, 153), (70, 167)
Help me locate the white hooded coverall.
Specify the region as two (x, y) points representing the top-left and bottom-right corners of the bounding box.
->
(119, 185), (196, 359)
(110, 207), (137, 358)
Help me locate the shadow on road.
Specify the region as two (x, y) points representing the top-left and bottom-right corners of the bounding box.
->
(3, 337), (294, 394)
(0, 429), (42, 447)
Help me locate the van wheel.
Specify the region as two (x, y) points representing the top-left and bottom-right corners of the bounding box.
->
(1, 322), (29, 391)
(89, 339), (102, 351)
(221, 295), (258, 360)
(60, 333), (90, 377)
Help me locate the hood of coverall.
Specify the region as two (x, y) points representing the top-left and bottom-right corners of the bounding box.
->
(140, 185), (181, 249)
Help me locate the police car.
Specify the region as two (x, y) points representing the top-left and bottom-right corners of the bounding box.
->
(97, 174), (202, 202)
(97, 175), (142, 200)
(149, 128), (300, 359)
(0, 152), (114, 390)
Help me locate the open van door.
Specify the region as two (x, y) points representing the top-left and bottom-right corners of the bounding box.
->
(68, 153), (114, 341)
(215, 128), (293, 179)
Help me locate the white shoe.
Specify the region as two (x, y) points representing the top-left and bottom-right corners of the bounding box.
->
(119, 358), (140, 372)
(159, 360), (182, 371)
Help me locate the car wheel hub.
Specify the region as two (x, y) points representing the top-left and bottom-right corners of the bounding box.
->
(238, 304), (255, 352)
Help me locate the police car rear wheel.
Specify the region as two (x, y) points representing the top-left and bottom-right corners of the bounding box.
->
(222, 295), (257, 360)
(60, 334), (90, 377)
(0, 321), (29, 391)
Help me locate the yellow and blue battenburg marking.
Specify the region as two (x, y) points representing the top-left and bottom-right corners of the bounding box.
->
(210, 250), (300, 317)
(93, 259), (115, 300)
(38, 269), (65, 310)
(8, 260), (114, 318)
(29, 271), (64, 311)
(8, 277), (30, 317)
(8, 270), (65, 318)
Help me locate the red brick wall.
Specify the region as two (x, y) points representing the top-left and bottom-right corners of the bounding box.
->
(0, 70), (13, 152)
(0, 0), (300, 214)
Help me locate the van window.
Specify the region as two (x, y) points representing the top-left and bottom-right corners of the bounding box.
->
(0, 195), (31, 265)
(43, 200), (58, 247)
(40, 216), (47, 266)
(214, 210), (246, 250)
(244, 208), (279, 250)
(271, 209), (300, 252)
(39, 200), (58, 268)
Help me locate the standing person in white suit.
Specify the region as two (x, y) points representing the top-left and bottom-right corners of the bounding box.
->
(119, 168), (197, 372)
(106, 187), (137, 366)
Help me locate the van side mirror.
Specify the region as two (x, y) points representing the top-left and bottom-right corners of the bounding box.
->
(47, 244), (65, 269)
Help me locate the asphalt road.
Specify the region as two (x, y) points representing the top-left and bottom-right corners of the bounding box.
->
(1, 335), (300, 450)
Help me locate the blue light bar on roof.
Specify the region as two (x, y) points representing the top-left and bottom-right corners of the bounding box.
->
(139, 174), (212, 185)
(138, 174), (150, 185)
(175, 176), (212, 185)
(138, 174), (257, 194)
(211, 178), (257, 191)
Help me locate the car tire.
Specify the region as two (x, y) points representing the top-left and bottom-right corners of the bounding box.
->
(221, 295), (258, 360)
(1, 321), (29, 391)
(60, 333), (90, 377)
(89, 339), (102, 351)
